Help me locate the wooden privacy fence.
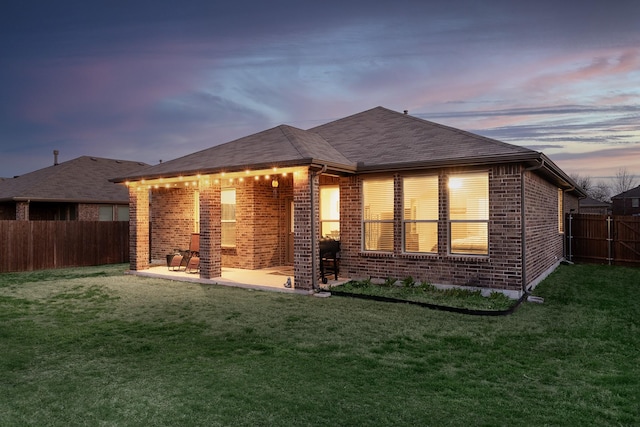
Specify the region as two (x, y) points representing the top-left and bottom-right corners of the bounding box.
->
(567, 214), (640, 266)
(0, 221), (129, 273)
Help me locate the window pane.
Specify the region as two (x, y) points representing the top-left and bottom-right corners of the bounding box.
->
(403, 176), (438, 220)
(321, 186), (340, 239)
(320, 186), (340, 220)
(321, 221), (340, 239)
(99, 206), (113, 221)
(363, 179), (394, 220)
(404, 222), (437, 253)
(558, 189), (564, 233)
(363, 179), (394, 251)
(364, 222), (394, 251)
(449, 172), (489, 255)
(221, 189), (236, 221)
(449, 173), (488, 220)
(221, 223), (236, 246)
(117, 206), (129, 221)
(451, 222), (488, 255)
(221, 188), (236, 247)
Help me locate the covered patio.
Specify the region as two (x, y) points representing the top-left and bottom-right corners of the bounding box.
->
(127, 265), (348, 294)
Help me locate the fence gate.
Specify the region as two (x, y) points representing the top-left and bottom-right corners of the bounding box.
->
(567, 214), (640, 266)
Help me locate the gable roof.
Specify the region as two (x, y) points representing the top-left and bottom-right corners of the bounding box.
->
(111, 106), (584, 196)
(0, 156), (149, 203)
(133, 124), (355, 180)
(612, 185), (640, 199)
(309, 106), (538, 170)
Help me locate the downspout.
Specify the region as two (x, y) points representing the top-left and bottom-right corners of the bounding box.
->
(310, 164), (328, 291)
(563, 186), (576, 263)
(521, 159), (545, 294)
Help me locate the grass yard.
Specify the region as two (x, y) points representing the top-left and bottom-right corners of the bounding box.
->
(0, 264), (638, 426)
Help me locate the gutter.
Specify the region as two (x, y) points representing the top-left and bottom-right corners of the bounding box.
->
(521, 159), (545, 294)
(309, 164), (327, 291)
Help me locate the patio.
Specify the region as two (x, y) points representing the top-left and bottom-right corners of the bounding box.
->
(127, 265), (348, 295)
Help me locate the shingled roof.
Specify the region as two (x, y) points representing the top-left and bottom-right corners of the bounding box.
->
(0, 156), (149, 203)
(112, 106), (582, 195)
(612, 185), (640, 199)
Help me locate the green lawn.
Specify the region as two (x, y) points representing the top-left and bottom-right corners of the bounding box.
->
(0, 264), (638, 426)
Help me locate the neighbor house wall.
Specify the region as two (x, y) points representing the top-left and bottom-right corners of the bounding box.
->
(339, 164), (525, 292)
(78, 204), (100, 221)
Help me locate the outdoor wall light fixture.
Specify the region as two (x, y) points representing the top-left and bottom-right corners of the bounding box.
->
(272, 178), (279, 188)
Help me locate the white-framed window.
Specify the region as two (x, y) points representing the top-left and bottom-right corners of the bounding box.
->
(448, 172), (489, 255)
(221, 188), (236, 247)
(320, 185), (340, 239)
(362, 178), (394, 251)
(403, 176), (438, 253)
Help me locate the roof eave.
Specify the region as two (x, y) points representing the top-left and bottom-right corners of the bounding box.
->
(8, 197), (129, 204)
(355, 152), (541, 174)
(111, 158), (358, 183)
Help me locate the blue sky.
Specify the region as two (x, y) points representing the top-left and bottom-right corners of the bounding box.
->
(1, 0), (638, 181)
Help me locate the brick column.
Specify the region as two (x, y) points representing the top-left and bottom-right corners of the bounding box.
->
(293, 168), (317, 290)
(130, 186), (149, 271)
(16, 202), (29, 221)
(199, 183), (221, 279)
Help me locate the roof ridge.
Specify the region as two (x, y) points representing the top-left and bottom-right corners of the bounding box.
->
(277, 125), (308, 158)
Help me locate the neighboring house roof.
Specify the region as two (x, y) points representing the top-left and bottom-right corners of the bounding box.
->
(112, 106), (585, 196)
(611, 185), (640, 200)
(579, 197), (611, 207)
(0, 156), (150, 203)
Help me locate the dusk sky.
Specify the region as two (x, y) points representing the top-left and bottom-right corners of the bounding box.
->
(1, 0), (639, 182)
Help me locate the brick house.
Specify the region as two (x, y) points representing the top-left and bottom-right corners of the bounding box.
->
(611, 185), (640, 216)
(0, 154), (149, 221)
(113, 107), (585, 296)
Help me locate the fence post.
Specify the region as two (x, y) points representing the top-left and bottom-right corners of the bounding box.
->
(606, 215), (613, 265)
(567, 211), (573, 262)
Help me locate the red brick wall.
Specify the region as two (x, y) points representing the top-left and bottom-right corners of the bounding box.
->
(524, 171), (579, 286)
(200, 184), (221, 279)
(222, 178), (290, 269)
(129, 187), (149, 270)
(293, 169), (315, 290)
(149, 187), (198, 263)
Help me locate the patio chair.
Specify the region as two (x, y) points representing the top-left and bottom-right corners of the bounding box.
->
(185, 233), (200, 274)
(168, 249), (188, 271)
(167, 233), (200, 273)
(319, 237), (340, 284)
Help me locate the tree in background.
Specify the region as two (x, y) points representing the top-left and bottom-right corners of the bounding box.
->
(612, 168), (638, 196)
(570, 173), (612, 202)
